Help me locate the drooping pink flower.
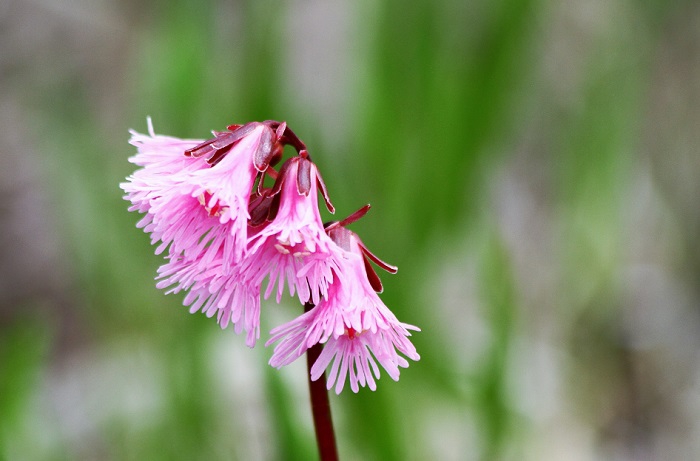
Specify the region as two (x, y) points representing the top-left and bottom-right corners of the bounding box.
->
(121, 120), (271, 269)
(122, 119), (421, 385)
(182, 124), (270, 267)
(241, 153), (343, 306)
(121, 120), (279, 343)
(267, 225), (420, 393)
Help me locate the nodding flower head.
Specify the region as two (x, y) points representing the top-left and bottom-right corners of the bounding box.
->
(121, 119), (284, 343)
(267, 210), (420, 393)
(240, 153), (341, 306)
(121, 120), (275, 269)
(123, 120), (420, 392)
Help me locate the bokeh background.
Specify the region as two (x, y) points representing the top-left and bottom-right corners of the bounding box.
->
(2, 0), (699, 459)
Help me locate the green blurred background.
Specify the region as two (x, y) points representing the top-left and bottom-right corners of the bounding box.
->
(2, 0), (699, 459)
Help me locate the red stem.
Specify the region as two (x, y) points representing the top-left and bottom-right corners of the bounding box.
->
(304, 302), (339, 461)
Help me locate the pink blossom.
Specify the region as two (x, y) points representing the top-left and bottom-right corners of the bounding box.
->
(183, 125), (266, 266)
(122, 119), (420, 387)
(121, 120), (266, 268)
(242, 155), (342, 305)
(267, 227), (420, 393)
(121, 120), (269, 344)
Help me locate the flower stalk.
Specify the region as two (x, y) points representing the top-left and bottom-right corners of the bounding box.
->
(304, 301), (339, 461)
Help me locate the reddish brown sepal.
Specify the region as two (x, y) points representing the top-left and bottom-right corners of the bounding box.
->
(339, 204), (370, 227)
(253, 125), (277, 172)
(363, 256), (384, 292)
(326, 226), (352, 251)
(257, 166), (280, 196)
(315, 167), (335, 214)
(326, 224), (396, 292)
(278, 125), (306, 152)
(249, 189), (276, 227)
(184, 138), (216, 158)
(206, 145), (234, 165)
(297, 155), (312, 196)
(184, 122), (261, 165)
(360, 242), (398, 293)
(359, 240), (398, 274)
(325, 205), (369, 234)
(270, 157), (293, 197)
(210, 123), (258, 149)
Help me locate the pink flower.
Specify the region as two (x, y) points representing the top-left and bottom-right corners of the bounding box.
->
(121, 120), (270, 269)
(121, 119), (280, 344)
(242, 154), (342, 305)
(122, 119), (421, 385)
(267, 226), (420, 393)
(182, 124), (270, 266)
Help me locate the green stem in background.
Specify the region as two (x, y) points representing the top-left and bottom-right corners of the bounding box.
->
(304, 302), (338, 461)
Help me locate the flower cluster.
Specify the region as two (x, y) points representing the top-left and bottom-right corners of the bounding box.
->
(121, 118), (419, 393)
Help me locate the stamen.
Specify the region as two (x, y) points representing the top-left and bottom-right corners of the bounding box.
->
(197, 190), (228, 217)
(346, 327), (359, 340)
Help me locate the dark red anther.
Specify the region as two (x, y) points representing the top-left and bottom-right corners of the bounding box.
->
(346, 327), (358, 340)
